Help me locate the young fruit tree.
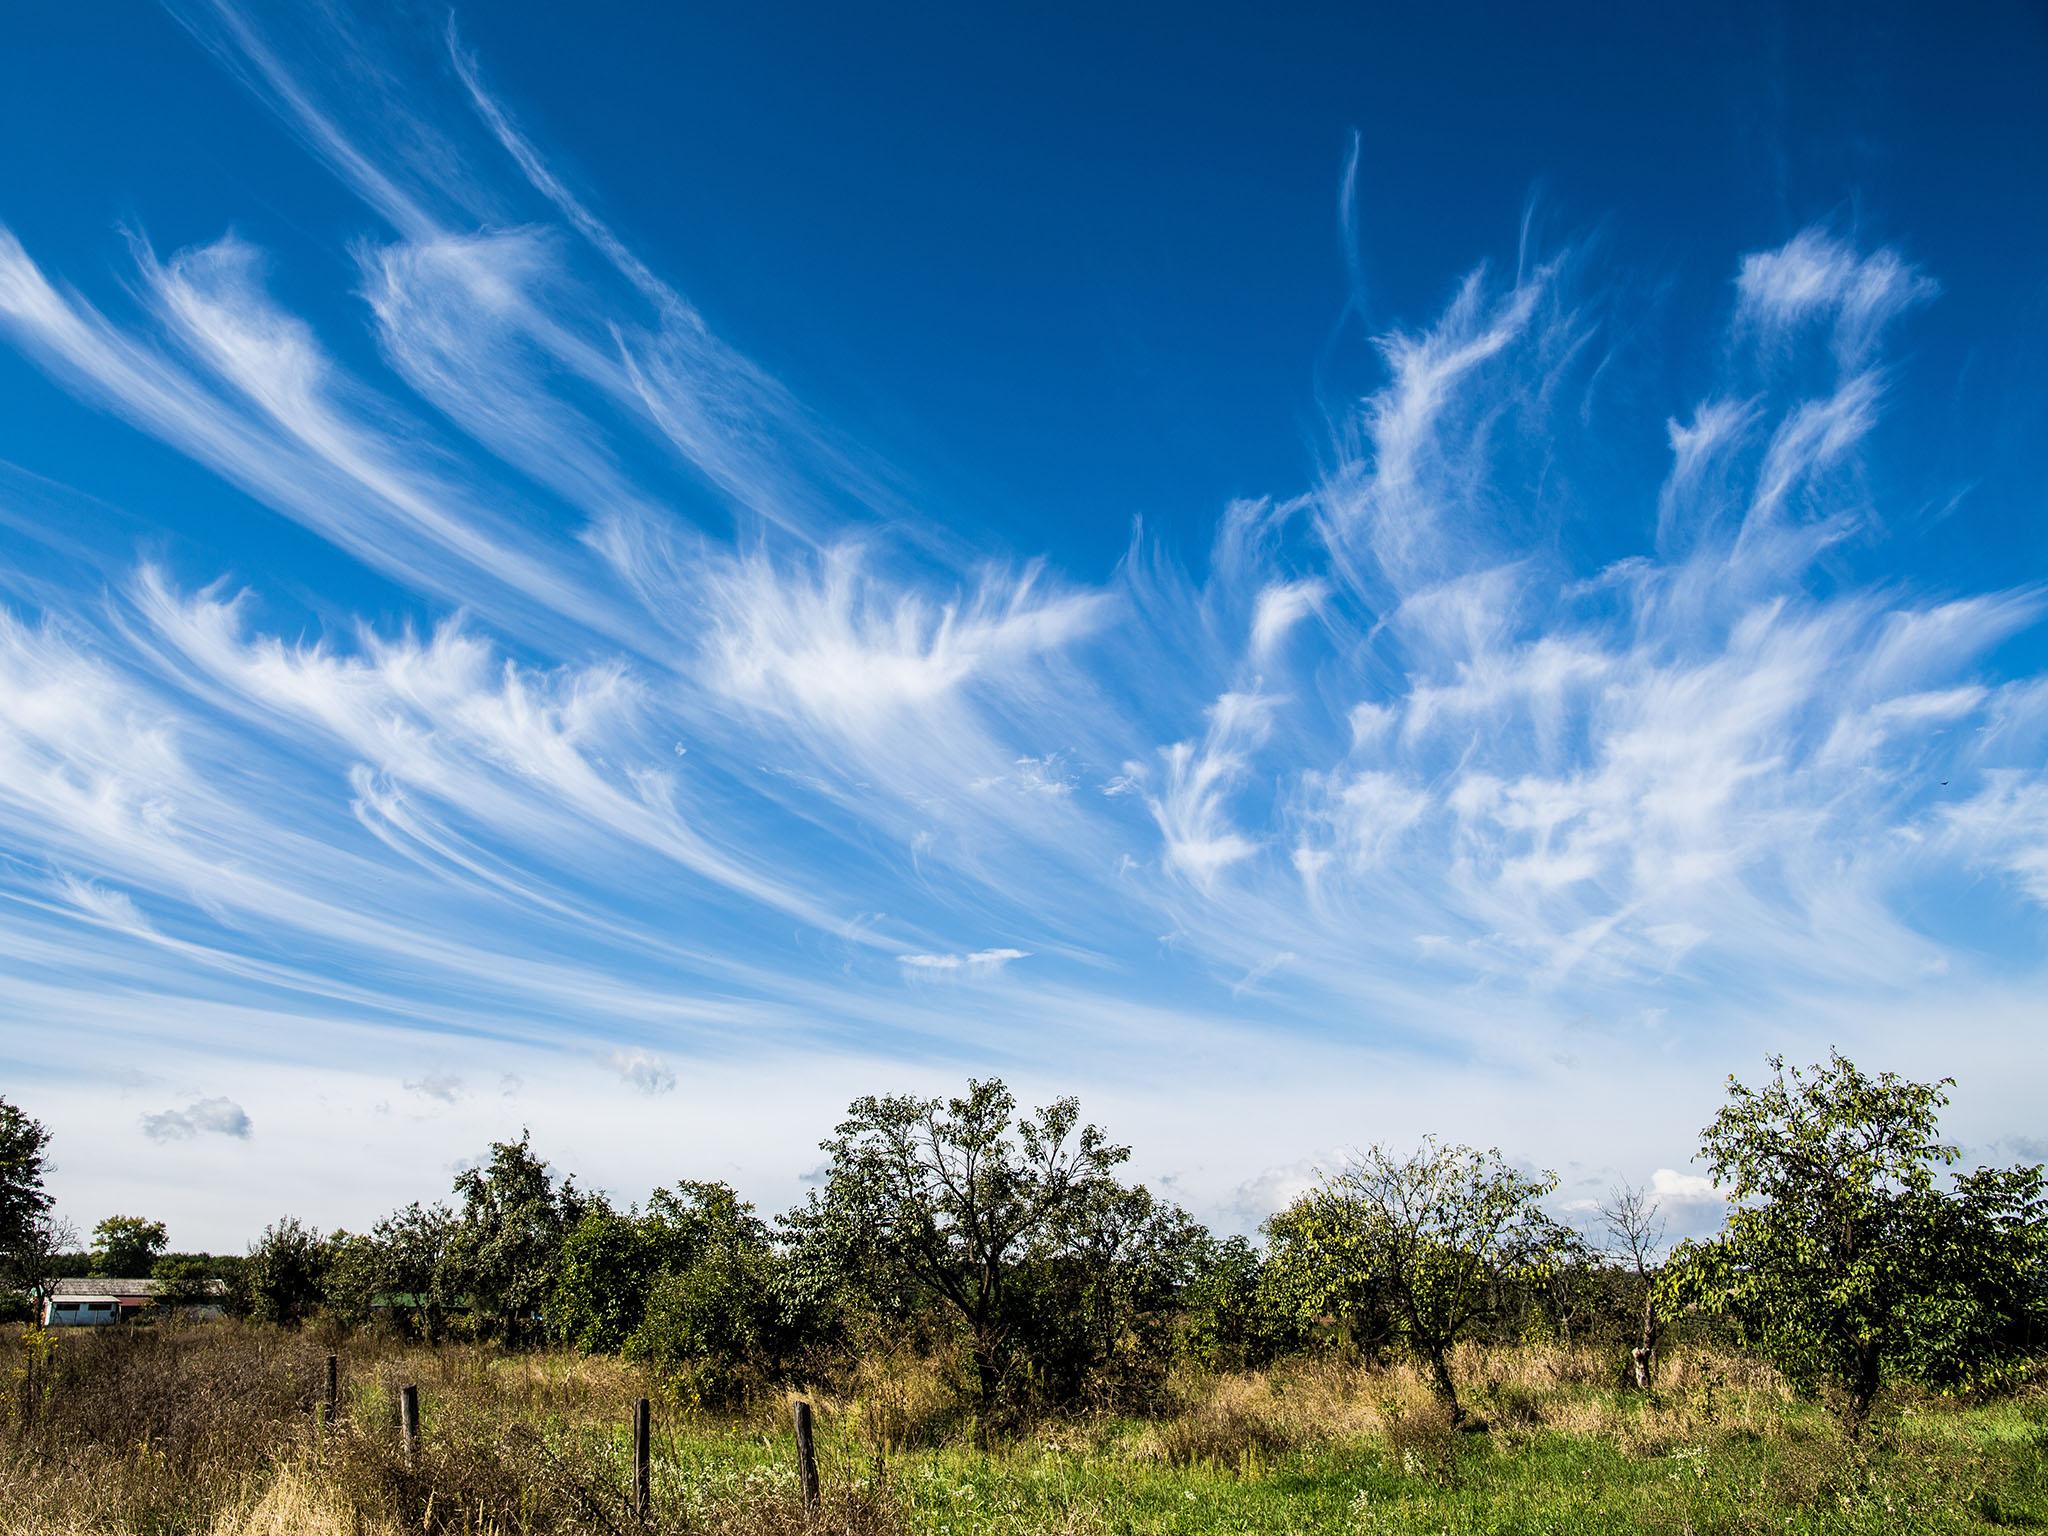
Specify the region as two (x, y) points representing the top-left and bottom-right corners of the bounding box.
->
(1599, 1182), (1667, 1390)
(1277, 1138), (1567, 1424)
(781, 1078), (1130, 1439)
(1664, 1051), (2047, 1429)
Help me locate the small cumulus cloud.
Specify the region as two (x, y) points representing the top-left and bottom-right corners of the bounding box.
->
(1223, 1157), (1330, 1230)
(404, 1073), (465, 1104)
(1649, 1168), (1718, 1201)
(141, 1097), (252, 1143)
(610, 1048), (677, 1095)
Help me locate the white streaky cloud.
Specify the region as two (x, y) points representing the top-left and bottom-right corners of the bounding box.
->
(704, 547), (1109, 734)
(0, 4), (2042, 1252)
(898, 947), (1030, 977)
(1249, 579), (1328, 660)
(1942, 773), (2048, 905)
(0, 229), (621, 648)
(129, 570), (880, 943)
(1734, 226), (1937, 365)
(1148, 691), (1276, 889)
(53, 875), (156, 939)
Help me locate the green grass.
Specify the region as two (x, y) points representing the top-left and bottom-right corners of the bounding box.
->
(5, 1325), (2043, 1534)
(624, 1394), (2048, 1535)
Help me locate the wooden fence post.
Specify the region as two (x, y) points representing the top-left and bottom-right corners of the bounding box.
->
(792, 1398), (820, 1511)
(632, 1396), (651, 1518)
(398, 1383), (420, 1460)
(323, 1353), (338, 1426)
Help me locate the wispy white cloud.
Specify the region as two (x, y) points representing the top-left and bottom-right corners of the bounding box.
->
(0, 0), (2039, 1253)
(898, 947), (1029, 977)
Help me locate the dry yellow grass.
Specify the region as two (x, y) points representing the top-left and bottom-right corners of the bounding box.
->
(4, 1324), (2037, 1534)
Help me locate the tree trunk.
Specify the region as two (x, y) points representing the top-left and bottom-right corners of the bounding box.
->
(1424, 1346), (1465, 1425)
(971, 1329), (1003, 1448)
(1631, 1292), (1659, 1391)
(1845, 1339), (1882, 1435)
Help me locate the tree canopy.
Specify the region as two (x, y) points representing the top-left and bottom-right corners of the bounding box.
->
(91, 1215), (169, 1276)
(1666, 1050), (2048, 1424)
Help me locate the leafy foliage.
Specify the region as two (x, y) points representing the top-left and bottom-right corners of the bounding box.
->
(623, 1188), (780, 1406)
(1272, 1139), (1565, 1420)
(441, 1132), (586, 1344)
(245, 1217), (328, 1326)
(148, 1253), (219, 1310)
(1664, 1050), (2047, 1424)
(782, 1078), (1134, 1429)
(0, 1095), (53, 1282)
(89, 1215), (168, 1277)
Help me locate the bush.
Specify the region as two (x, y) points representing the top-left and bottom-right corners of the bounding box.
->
(625, 1244), (777, 1407)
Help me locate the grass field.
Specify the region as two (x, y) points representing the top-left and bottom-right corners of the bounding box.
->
(3, 1323), (2044, 1534)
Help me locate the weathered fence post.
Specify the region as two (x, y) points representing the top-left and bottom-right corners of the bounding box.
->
(792, 1398), (820, 1512)
(632, 1396), (651, 1518)
(398, 1382), (420, 1460)
(323, 1353), (338, 1426)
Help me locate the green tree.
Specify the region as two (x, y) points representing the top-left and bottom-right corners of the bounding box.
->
(1014, 1182), (1209, 1411)
(1277, 1139), (1564, 1423)
(550, 1200), (665, 1353)
(8, 1213), (78, 1326)
(549, 1181), (761, 1355)
(0, 1095), (54, 1270)
(1181, 1234), (1305, 1369)
(374, 1201), (460, 1340)
(150, 1253), (219, 1311)
(623, 1188), (779, 1406)
(246, 1217), (328, 1326)
(1665, 1051), (2047, 1427)
(444, 1133), (585, 1345)
(90, 1215), (169, 1276)
(317, 1233), (385, 1329)
(782, 1079), (1129, 1436)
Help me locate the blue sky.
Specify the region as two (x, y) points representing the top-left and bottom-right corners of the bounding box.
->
(2, 1), (2045, 1248)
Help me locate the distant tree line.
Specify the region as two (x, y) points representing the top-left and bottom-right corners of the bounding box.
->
(3, 1053), (2042, 1433)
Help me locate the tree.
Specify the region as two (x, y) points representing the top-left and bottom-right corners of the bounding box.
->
(150, 1253), (219, 1311)
(317, 1233), (386, 1329)
(551, 1181), (765, 1355)
(246, 1217), (328, 1326)
(90, 1215), (169, 1276)
(1181, 1234), (1305, 1370)
(444, 1133), (584, 1345)
(622, 1188), (780, 1406)
(0, 1095), (54, 1267)
(783, 1079), (1129, 1436)
(1600, 1182), (1667, 1389)
(8, 1213), (78, 1325)
(373, 1202), (460, 1340)
(1012, 1181), (1210, 1412)
(1665, 1051), (2048, 1428)
(1278, 1139), (1564, 1423)
(550, 1200), (668, 1354)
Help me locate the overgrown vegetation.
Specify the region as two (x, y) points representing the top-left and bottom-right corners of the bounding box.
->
(1, 1051), (2043, 1531)
(2, 1323), (2044, 1534)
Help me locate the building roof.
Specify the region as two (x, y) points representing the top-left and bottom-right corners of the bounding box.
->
(51, 1277), (158, 1298)
(48, 1276), (228, 1300)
